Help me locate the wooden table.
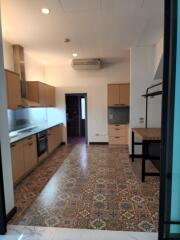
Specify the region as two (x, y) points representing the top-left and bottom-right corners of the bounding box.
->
(131, 128), (161, 182)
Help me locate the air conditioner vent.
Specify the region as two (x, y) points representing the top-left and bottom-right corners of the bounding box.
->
(72, 58), (102, 70)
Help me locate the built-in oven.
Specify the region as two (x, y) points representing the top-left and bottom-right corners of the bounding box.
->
(36, 130), (48, 157)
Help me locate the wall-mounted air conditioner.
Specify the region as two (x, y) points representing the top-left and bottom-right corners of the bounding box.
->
(72, 58), (102, 70)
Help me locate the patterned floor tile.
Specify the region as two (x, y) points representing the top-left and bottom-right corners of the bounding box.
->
(9, 143), (159, 232)
(90, 219), (106, 230)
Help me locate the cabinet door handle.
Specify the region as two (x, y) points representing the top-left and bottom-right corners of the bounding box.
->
(115, 128), (120, 130)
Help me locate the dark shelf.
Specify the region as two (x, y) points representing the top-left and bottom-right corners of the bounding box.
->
(142, 82), (163, 128)
(142, 90), (163, 98)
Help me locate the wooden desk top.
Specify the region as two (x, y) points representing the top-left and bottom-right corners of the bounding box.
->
(132, 128), (161, 141)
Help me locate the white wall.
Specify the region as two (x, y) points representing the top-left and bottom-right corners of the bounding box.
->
(44, 60), (130, 143)
(2, 40), (45, 82)
(0, 30), (14, 213)
(25, 53), (45, 82)
(154, 36), (164, 80)
(130, 45), (162, 153)
(154, 36), (164, 73)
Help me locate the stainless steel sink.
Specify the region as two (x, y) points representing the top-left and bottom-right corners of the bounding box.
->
(9, 126), (38, 138)
(18, 126), (37, 133)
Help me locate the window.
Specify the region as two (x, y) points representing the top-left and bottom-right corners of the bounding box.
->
(81, 98), (86, 120)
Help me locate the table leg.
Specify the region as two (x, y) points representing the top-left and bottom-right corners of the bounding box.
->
(142, 140), (146, 182)
(132, 131), (135, 162)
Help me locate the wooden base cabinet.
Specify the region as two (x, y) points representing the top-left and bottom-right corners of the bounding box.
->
(11, 141), (25, 183)
(11, 125), (63, 185)
(48, 124), (63, 154)
(108, 124), (129, 145)
(10, 134), (37, 185)
(23, 136), (37, 173)
(48, 126), (58, 153)
(58, 124), (63, 144)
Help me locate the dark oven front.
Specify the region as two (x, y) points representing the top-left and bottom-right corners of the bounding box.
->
(37, 130), (48, 157)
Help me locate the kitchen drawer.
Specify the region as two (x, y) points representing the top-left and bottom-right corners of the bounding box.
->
(23, 135), (36, 145)
(109, 136), (128, 145)
(108, 124), (128, 137)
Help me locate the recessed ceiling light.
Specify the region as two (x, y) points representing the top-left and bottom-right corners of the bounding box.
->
(72, 53), (78, 57)
(41, 8), (50, 15)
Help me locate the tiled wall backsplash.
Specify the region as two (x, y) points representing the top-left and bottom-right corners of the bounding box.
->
(7, 108), (60, 132)
(108, 107), (129, 124)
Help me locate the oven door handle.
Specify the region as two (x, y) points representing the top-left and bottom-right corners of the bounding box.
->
(38, 136), (47, 141)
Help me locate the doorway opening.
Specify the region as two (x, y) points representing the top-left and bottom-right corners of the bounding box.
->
(65, 93), (87, 144)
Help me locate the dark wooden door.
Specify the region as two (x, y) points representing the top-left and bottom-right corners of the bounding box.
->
(66, 96), (80, 138)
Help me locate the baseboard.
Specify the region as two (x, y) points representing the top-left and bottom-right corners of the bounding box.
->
(6, 206), (17, 222)
(89, 142), (109, 145)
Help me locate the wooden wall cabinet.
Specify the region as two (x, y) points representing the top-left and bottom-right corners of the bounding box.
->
(108, 84), (130, 107)
(26, 81), (56, 107)
(108, 84), (120, 106)
(48, 86), (56, 107)
(119, 84), (130, 106)
(5, 70), (21, 109)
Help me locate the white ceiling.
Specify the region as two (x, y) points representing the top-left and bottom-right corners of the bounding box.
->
(1, 0), (164, 65)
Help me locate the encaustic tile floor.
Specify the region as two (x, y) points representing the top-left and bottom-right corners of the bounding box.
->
(9, 143), (159, 232)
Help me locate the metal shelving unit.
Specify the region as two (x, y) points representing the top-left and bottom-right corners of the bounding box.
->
(142, 82), (163, 128)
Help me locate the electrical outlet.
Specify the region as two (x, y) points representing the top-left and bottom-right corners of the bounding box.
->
(139, 117), (144, 124)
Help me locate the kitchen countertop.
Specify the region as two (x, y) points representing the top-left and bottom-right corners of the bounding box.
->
(10, 122), (63, 144)
(132, 128), (161, 141)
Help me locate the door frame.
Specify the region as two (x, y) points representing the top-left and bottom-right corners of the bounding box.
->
(65, 93), (88, 144)
(159, 0), (180, 239)
(0, 148), (7, 234)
